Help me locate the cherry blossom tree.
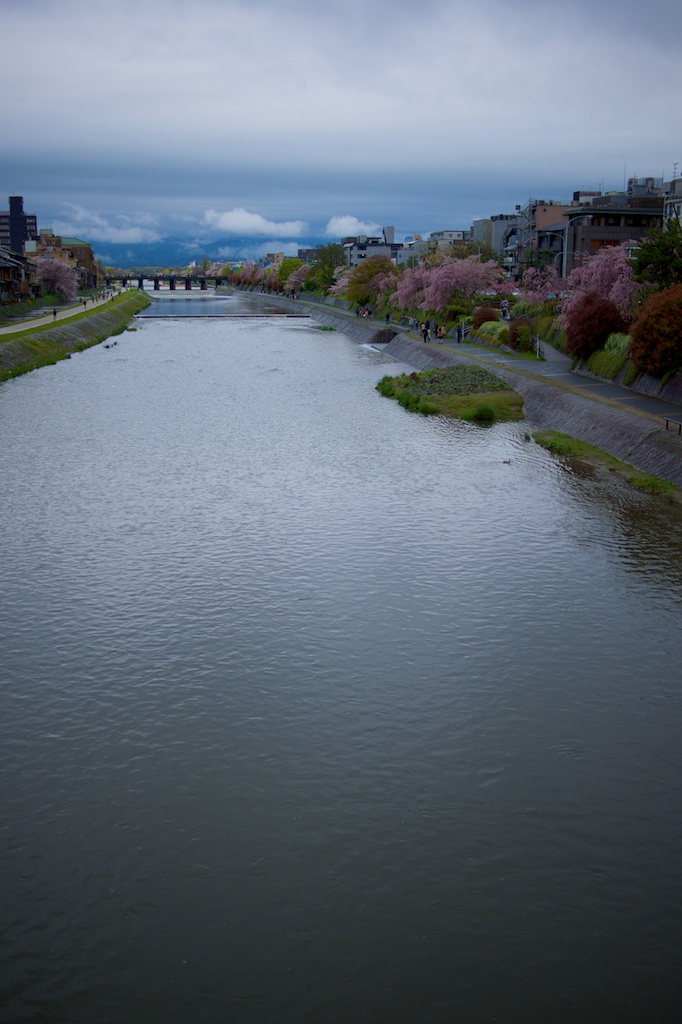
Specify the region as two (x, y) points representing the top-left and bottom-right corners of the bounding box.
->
(559, 245), (637, 326)
(328, 267), (351, 296)
(520, 265), (563, 304)
(393, 265), (428, 309)
(394, 257), (502, 313)
(36, 257), (78, 301)
(285, 263), (312, 292)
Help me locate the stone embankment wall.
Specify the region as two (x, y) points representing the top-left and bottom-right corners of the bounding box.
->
(0, 293), (151, 381)
(383, 336), (682, 488)
(215, 289), (682, 487)
(574, 362), (682, 405)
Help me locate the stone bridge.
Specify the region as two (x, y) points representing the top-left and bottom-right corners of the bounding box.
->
(105, 274), (224, 291)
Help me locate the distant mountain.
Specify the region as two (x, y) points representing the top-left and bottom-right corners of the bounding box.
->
(94, 235), (328, 270)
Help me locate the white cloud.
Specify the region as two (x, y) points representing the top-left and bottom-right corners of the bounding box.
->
(203, 208), (307, 237)
(325, 216), (382, 238)
(216, 240), (302, 260)
(52, 203), (162, 244)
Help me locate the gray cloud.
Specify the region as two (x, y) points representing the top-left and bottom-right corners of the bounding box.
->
(2, 0), (680, 248)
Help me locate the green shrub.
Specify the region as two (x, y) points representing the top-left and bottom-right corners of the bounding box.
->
(476, 322), (509, 346)
(508, 318), (532, 351)
(586, 349), (628, 379)
(470, 404), (495, 423)
(605, 332), (631, 355)
(622, 363), (640, 387)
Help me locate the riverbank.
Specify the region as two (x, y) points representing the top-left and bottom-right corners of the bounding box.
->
(0, 291), (151, 382)
(384, 335), (682, 489)
(223, 287), (682, 489)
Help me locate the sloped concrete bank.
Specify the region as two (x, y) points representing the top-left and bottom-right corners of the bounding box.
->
(219, 289), (682, 486)
(382, 336), (682, 488)
(0, 292), (151, 381)
(220, 287), (398, 346)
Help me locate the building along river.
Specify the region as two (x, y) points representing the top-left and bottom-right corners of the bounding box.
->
(1, 290), (681, 1023)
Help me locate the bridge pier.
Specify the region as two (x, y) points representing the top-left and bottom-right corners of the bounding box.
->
(184, 278), (192, 291)
(169, 277), (175, 290)
(200, 277), (207, 291)
(138, 277), (144, 290)
(153, 279), (160, 291)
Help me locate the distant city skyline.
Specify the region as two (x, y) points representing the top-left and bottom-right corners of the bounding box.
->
(3, 0), (680, 265)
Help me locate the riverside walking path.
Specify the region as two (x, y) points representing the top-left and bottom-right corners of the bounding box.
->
(4, 286), (682, 434)
(297, 296), (682, 432)
(0, 290), (126, 336)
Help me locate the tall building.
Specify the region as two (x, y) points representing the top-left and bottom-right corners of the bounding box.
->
(0, 196), (38, 253)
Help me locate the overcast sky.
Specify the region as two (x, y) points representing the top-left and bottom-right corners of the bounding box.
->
(2, 0), (680, 259)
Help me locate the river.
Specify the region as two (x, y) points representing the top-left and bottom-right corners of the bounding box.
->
(1, 291), (681, 1023)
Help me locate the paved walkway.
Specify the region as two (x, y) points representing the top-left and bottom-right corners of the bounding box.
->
(0, 292), (125, 336)
(296, 296), (682, 428)
(432, 333), (682, 427)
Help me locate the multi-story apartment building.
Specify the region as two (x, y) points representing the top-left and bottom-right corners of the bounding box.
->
(428, 229), (470, 246)
(560, 178), (663, 277)
(0, 196), (38, 254)
(342, 226), (403, 267)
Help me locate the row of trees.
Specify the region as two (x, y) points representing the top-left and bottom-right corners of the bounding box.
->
(224, 219), (682, 381)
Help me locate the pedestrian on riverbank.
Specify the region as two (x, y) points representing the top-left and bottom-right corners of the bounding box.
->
(52, 308), (57, 319)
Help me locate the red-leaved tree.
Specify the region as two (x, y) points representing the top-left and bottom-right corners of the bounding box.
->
(629, 285), (682, 378)
(564, 292), (628, 359)
(36, 257), (78, 301)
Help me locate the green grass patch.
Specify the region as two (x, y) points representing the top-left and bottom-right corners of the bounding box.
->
(534, 430), (680, 501)
(0, 292), (150, 383)
(376, 365), (523, 423)
(316, 324), (336, 331)
(0, 291), (147, 344)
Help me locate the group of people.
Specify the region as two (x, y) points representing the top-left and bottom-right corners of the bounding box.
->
(419, 321), (445, 343)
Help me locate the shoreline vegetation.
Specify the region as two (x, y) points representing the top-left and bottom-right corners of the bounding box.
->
(375, 362), (679, 501)
(534, 430), (681, 502)
(0, 291), (151, 382)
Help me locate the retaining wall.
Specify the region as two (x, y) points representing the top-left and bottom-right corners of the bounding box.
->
(0, 293), (151, 380)
(200, 289), (682, 487)
(383, 336), (682, 487)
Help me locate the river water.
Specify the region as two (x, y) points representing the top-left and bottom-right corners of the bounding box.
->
(1, 292), (681, 1023)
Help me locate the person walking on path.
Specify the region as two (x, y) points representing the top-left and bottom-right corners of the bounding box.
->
(52, 308), (57, 319)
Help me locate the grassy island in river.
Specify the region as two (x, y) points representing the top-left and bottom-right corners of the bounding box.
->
(376, 365), (524, 423)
